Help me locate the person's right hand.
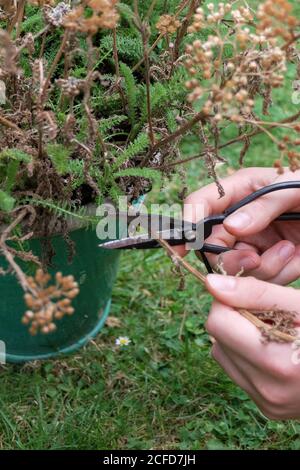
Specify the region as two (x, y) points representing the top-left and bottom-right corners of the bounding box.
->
(205, 273), (300, 420)
(181, 167), (300, 285)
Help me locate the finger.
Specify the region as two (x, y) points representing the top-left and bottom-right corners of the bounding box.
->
(247, 241), (295, 281)
(206, 273), (300, 315)
(205, 222), (283, 272)
(184, 168), (277, 222)
(204, 223), (285, 273)
(206, 300), (268, 362)
(224, 170), (300, 238)
(211, 342), (260, 399)
(232, 225), (282, 253)
(203, 226), (261, 274)
(207, 247), (261, 275)
(234, 242), (260, 254)
(270, 245), (300, 285)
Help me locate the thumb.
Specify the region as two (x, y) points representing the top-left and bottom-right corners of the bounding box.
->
(205, 274), (300, 316)
(224, 183), (300, 237)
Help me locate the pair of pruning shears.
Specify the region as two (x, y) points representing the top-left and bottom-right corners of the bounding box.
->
(99, 181), (300, 273)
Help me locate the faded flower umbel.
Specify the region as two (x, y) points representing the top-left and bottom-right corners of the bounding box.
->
(64, 0), (119, 35)
(156, 14), (181, 35)
(44, 2), (71, 27)
(22, 269), (79, 335)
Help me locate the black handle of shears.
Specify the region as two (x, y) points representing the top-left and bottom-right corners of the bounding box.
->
(199, 181), (300, 273)
(225, 181), (300, 216)
(203, 181), (300, 239)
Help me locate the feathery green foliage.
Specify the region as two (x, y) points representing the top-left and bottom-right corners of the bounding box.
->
(0, 149), (32, 163)
(100, 33), (143, 63)
(0, 190), (15, 212)
(99, 115), (128, 137)
(47, 144), (72, 175)
(113, 133), (149, 170)
(120, 62), (138, 126)
(0, 150), (32, 194)
(23, 197), (98, 227)
(140, 82), (169, 126)
(114, 167), (161, 182)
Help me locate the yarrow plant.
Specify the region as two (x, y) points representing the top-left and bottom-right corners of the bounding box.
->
(0, 0), (300, 335)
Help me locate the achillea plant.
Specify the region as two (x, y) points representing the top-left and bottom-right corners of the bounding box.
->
(0, 0), (300, 334)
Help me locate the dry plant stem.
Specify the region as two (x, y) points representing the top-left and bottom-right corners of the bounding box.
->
(71, 138), (92, 156)
(40, 32), (69, 104)
(239, 308), (296, 343)
(133, 0), (139, 18)
(142, 111), (208, 166)
(143, 29), (155, 147)
(15, 0), (26, 39)
(7, 0), (25, 35)
(132, 33), (164, 72)
(39, 29), (48, 60)
(16, 26), (50, 56)
(146, 0), (159, 20)
(282, 33), (300, 51)
(0, 114), (23, 133)
(132, 0), (190, 72)
(113, 28), (126, 110)
(133, 0), (155, 147)
(163, 110), (300, 169)
(84, 36), (106, 155)
(0, 209), (35, 294)
(157, 237), (297, 343)
(173, 0), (200, 61)
(157, 236), (206, 283)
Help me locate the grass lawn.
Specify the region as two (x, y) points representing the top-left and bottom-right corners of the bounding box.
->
(1, 0), (300, 450)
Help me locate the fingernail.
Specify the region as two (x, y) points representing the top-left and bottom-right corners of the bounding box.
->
(206, 274), (237, 291)
(226, 212), (252, 230)
(279, 243), (295, 261)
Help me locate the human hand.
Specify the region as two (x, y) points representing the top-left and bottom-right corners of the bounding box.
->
(181, 167), (300, 284)
(205, 273), (300, 420)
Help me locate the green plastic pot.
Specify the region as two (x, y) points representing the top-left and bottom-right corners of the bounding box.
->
(0, 228), (121, 363)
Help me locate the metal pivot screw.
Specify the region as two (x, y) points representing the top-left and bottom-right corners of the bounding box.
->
(185, 230), (197, 242)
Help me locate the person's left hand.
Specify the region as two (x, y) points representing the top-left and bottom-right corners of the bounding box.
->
(205, 273), (300, 420)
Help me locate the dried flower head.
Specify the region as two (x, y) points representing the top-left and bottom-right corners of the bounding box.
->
(56, 76), (85, 98)
(44, 2), (71, 27)
(28, 0), (55, 6)
(64, 0), (119, 35)
(0, 0), (15, 16)
(252, 309), (297, 343)
(257, 0), (298, 42)
(156, 14), (181, 35)
(187, 6), (204, 33)
(22, 269), (79, 335)
(185, 1), (290, 120)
